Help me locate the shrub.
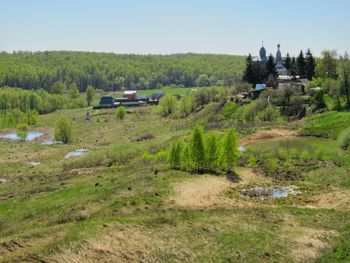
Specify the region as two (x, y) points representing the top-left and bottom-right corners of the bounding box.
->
(116, 106), (127, 120)
(339, 127), (350, 150)
(86, 85), (95, 106)
(54, 116), (73, 144)
(300, 151), (311, 160)
(168, 140), (183, 169)
(179, 96), (195, 117)
(222, 102), (238, 119)
(248, 156), (257, 167)
(264, 158), (279, 175)
(16, 123), (29, 141)
(261, 105), (277, 122)
(159, 94), (178, 117)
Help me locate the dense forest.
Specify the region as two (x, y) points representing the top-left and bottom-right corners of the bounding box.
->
(0, 51), (245, 91)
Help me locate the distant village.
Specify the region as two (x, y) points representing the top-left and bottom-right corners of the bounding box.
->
(93, 43), (317, 109)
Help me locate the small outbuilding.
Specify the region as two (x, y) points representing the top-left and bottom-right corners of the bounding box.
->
(123, 90), (137, 100)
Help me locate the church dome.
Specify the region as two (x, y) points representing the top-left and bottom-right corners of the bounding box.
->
(260, 46), (266, 58)
(259, 45), (268, 62)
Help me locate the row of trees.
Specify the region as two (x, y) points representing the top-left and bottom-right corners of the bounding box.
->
(243, 49), (317, 86)
(284, 49), (316, 80)
(0, 87), (89, 128)
(0, 51), (245, 91)
(168, 126), (239, 173)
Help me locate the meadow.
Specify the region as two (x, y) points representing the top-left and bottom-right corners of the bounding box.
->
(0, 95), (350, 262)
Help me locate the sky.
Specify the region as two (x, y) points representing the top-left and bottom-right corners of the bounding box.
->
(0, 0), (349, 56)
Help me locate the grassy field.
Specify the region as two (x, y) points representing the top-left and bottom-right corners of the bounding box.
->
(99, 86), (224, 99)
(0, 102), (350, 262)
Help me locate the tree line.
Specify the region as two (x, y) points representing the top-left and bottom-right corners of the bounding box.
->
(0, 51), (245, 92)
(243, 49), (317, 85)
(0, 87), (87, 128)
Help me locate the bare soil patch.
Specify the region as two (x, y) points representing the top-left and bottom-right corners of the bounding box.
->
(240, 129), (296, 146)
(305, 188), (350, 211)
(169, 168), (270, 208)
(283, 224), (337, 263)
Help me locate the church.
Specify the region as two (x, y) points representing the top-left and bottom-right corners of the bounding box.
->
(259, 43), (289, 77)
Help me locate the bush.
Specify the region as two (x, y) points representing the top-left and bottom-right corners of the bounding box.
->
(168, 140), (183, 169)
(260, 105), (277, 122)
(54, 116), (73, 144)
(222, 102), (238, 119)
(86, 85), (95, 106)
(159, 94), (178, 117)
(16, 123), (29, 141)
(339, 127), (350, 150)
(116, 106), (127, 120)
(179, 96), (195, 117)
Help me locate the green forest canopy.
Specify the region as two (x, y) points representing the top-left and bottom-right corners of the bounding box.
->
(0, 51), (245, 92)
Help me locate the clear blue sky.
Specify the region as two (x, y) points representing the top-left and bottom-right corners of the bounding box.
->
(0, 0), (349, 56)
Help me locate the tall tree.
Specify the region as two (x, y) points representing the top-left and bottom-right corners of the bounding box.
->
(191, 125), (206, 172)
(221, 129), (239, 172)
(86, 85), (95, 106)
(317, 50), (338, 79)
(168, 140), (183, 169)
(339, 53), (350, 108)
(242, 54), (254, 84)
(266, 54), (277, 76)
(206, 132), (219, 171)
(284, 53), (292, 71)
(305, 49), (316, 80)
(297, 51), (306, 78)
(68, 82), (80, 98)
(290, 57), (298, 80)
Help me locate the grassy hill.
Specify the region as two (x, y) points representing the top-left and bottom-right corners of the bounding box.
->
(0, 101), (350, 262)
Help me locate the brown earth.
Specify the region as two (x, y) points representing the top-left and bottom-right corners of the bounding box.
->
(168, 168), (270, 209)
(239, 128), (297, 146)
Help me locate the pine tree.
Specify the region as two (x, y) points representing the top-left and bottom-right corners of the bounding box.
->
(297, 51), (306, 78)
(266, 54), (277, 76)
(284, 53), (292, 71)
(191, 125), (206, 172)
(305, 49), (316, 80)
(243, 54), (254, 84)
(290, 57), (298, 80)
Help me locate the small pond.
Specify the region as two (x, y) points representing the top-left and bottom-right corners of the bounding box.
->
(0, 131), (44, 142)
(240, 186), (300, 200)
(64, 148), (89, 159)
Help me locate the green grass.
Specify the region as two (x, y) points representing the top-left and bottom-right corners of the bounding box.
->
(103, 85), (224, 98)
(300, 111), (350, 139)
(1, 103), (350, 262)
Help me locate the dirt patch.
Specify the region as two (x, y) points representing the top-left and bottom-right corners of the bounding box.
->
(131, 134), (154, 142)
(286, 226), (337, 262)
(240, 129), (296, 146)
(306, 188), (350, 211)
(52, 225), (189, 263)
(170, 175), (233, 208)
(169, 168), (270, 208)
